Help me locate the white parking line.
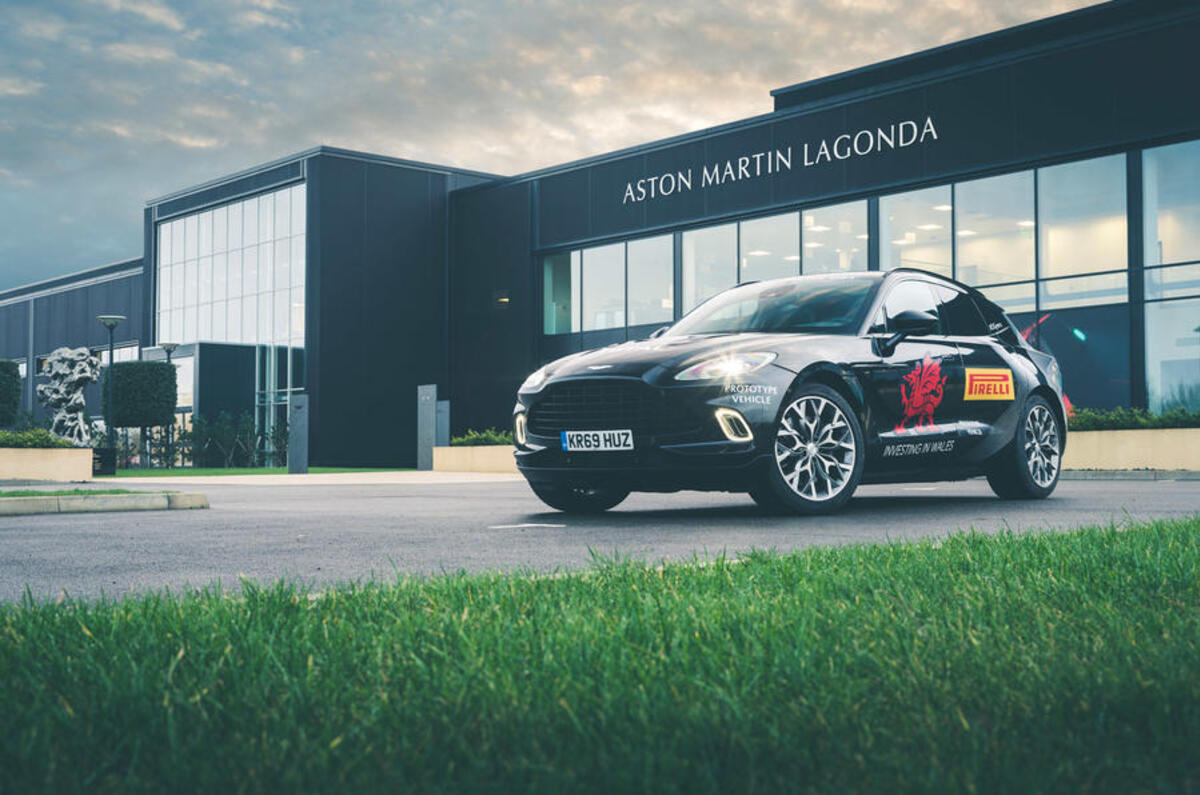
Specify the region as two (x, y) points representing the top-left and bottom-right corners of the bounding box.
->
(488, 523), (567, 529)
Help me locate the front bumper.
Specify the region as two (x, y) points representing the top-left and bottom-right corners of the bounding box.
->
(513, 367), (795, 492)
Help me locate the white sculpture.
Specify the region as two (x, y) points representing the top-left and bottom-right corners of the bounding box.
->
(37, 347), (100, 447)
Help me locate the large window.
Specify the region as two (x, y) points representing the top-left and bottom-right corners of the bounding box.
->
(542, 251), (579, 334)
(1038, 155), (1126, 278)
(581, 244), (625, 331)
(156, 182), (305, 349)
(955, 171), (1035, 286)
(1146, 298), (1200, 412)
(627, 235), (673, 327)
(880, 186), (952, 277)
(682, 223), (736, 312)
(739, 213), (798, 283)
(802, 201), (867, 275)
(1144, 139), (1200, 267)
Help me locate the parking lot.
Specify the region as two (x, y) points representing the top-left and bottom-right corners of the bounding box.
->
(1, 474), (1198, 601)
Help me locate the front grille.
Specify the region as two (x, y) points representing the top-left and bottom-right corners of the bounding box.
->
(527, 379), (698, 437)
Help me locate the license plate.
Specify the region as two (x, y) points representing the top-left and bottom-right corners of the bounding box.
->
(560, 429), (635, 452)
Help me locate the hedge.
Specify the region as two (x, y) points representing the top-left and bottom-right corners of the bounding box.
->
(0, 429), (72, 449)
(1068, 405), (1200, 431)
(0, 361), (19, 428)
(450, 427), (514, 446)
(102, 361), (177, 428)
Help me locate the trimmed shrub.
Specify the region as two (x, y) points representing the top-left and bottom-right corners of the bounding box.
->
(102, 361), (177, 428)
(0, 428), (72, 449)
(450, 427), (514, 446)
(1068, 405), (1200, 431)
(0, 361), (19, 428)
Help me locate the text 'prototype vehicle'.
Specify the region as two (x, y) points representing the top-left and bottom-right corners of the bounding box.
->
(513, 270), (1066, 515)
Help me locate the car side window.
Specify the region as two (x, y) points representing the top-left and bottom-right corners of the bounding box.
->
(869, 280), (941, 334)
(933, 285), (988, 336)
(972, 296), (1024, 346)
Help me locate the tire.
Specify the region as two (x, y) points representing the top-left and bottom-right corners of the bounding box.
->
(528, 482), (629, 514)
(986, 394), (1062, 500)
(752, 382), (865, 515)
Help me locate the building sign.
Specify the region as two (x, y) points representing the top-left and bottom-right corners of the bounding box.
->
(621, 116), (939, 205)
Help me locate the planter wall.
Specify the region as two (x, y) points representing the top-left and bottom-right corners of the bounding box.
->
(1063, 428), (1200, 471)
(0, 448), (93, 482)
(433, 445), (518, 474)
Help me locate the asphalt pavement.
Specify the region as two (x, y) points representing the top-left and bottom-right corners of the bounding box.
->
(1, 474), (1198, 602)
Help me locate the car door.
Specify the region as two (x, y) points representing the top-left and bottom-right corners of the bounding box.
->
(854, 279), (965, 470)
(934, 284), (1023, 459)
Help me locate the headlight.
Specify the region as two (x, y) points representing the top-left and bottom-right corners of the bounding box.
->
(675, 352), (777, 382)
(514, 412), (528, 447)
(520, 366), (549, 392)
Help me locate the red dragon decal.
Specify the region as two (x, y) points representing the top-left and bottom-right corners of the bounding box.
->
(895, 354), (947, 432)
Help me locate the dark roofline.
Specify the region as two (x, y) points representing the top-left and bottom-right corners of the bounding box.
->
(0, 257), (143, 304)
(770, 0), (1198, 109)
(146, 145), (503, 207)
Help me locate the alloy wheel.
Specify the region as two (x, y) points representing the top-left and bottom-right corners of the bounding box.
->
(774, 395), (856, 502)
(1024, 404), (1060, 488)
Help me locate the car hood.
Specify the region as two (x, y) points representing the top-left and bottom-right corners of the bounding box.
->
(543, 332), (836, 380)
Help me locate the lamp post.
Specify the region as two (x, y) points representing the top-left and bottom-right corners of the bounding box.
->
(97, 315), (125, 473)
(161, 342), (178, 468)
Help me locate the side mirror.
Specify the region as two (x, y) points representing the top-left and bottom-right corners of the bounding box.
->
(878, 309), (938, 356)
(649, 326), (670, 339)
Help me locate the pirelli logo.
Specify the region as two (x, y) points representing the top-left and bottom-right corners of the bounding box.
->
(964, 368), (1014, 401)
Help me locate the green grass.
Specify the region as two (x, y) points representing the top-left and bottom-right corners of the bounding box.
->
(103, 466), (407, 478)
(0, 488), (142, 498)
(2, 518), (1199, 793)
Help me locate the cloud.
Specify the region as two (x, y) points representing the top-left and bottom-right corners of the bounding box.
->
(0, 76), (45, 96)
(90, 0), (186, 32)
(0, 0), (1098, 290)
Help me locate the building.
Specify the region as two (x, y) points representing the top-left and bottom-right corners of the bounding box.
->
(3, 0), (1199, 466)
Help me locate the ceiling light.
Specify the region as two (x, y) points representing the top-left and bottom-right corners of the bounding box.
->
(784, 255), (800, 261)
(891, 239), (912, 246)
(933, 204), (952, 212)
(957, 229), (977, 237)
(855, 234), (869, 240)
(804, 242), (824, 249)
(916, 223), (943, 231)
(1017, 220), (1035, 227)
(745, 249), (770, 256)
(807, 225), (830, 232)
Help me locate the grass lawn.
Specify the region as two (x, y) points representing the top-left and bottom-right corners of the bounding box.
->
(0, 488), (142, 498)
(1, 517), (1198, 793)
(103, 466), (408, 478)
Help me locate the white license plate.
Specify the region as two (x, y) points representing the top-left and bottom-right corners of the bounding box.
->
(560, 429), (635, 452)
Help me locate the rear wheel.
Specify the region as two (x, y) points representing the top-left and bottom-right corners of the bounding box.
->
(528, 482), (629, 514)
(986, 395), (1062, 500)
(752, 383), (864, 515)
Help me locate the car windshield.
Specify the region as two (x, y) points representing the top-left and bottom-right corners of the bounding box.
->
(666, 277), (877, 337)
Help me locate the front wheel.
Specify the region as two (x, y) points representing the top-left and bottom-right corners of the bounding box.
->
(528, 482), (629, 514)
(986, 395), (1062, 500)
(751, 383), (864, 515)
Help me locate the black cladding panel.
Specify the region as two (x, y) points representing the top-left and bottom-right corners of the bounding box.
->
(306, 153), (454, 467)
(447, 180), (535, 435)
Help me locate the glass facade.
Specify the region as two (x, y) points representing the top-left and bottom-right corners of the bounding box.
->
(739, 213), (799, 283)
(156, 182), (305, 350)
(802, 201), (868, 274)
(682, 223), (737, 312)
(880, 185), (952, 276)
(1144, 139), (1200, 412)
(155, 182), (306, 457)
(537, 141), (1200, 414)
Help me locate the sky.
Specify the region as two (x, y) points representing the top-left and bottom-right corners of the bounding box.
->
(0, 0), (1098, 291)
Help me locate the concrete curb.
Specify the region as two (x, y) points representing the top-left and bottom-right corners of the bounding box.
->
(0, 493), (209, 517)
(1062, 469), (1200, 481)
